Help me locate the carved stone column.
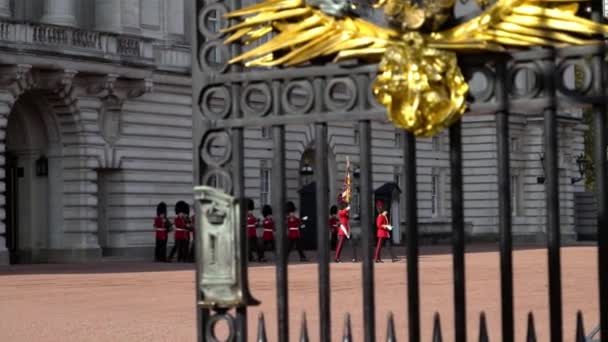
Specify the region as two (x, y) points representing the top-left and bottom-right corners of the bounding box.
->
(41, 0), (77, 27)
(0, 0), (11, 19)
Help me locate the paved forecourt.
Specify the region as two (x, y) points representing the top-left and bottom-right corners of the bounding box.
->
(0, 245), (599, 341)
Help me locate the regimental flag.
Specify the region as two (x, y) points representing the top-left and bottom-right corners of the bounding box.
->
(340, 157), (352, 204)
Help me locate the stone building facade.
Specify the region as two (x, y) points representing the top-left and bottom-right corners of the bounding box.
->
(0, 0), (586, 264)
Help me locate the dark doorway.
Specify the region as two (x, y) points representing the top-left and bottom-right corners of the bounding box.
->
(5, 152), (20, 264)
(298, 182), (317, 250)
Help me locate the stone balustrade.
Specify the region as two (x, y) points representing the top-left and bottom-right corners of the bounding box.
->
(0, 19), (192, 72)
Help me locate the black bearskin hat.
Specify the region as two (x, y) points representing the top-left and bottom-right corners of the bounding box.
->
(330, 205), (338, 215)
(156, 202), (167, 216)
(175, 200), (190, 215)
(247, 198), (254, 211)
(262, 205), (272, 217)
(286, 201), (296, 213)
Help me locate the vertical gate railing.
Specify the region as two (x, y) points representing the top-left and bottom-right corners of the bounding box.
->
(192, 0), (608, 340)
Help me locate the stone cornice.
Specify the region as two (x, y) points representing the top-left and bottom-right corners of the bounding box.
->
(74, 73), (154, 106)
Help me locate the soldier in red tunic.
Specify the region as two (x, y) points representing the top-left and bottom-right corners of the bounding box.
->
(188, 208), (196, 263)
(374, 200), (399, 263)
(328, 205), (339, 251)
(286, 201), (307, 262)
(259, 204), (274, 262)
(334, 202), (356, 262)
(171, 201), (191, 263)
(246, 199), (262, 262)
(153, 202), (171, 262)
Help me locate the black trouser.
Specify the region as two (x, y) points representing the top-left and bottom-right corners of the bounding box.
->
(248, 236), (262, 261)
(155, 239), (167, 262)
(260, 240), (275, 260)
(188, 241), (195, 262)
(287, 238), (306, 260)
(335, 235), (358, 261)
(330, 232), (337, 251)
(178, 239), (190, 262)
(376, 235), (398, 260)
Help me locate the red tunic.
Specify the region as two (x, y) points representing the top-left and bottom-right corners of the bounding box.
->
(262, 216), (274, 241)
(337, 209), (350, 237)
(287, 216), (301, 240)
(328, 217), (339, 234)
(247, 213), (258, 238)
(154, 216), (168, 240)
(174, 216), (188, 240)
(376, 214), (390, 238)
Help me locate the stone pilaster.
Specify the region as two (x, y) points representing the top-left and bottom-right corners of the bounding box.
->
(166, 0), (185, 36)
(0, 0), (11, 19)
(94, 0), (140, 33)
(41, 0), (77, 27)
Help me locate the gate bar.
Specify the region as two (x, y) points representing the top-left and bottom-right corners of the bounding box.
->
(272, 121), (289, 342)
(543, 50), (563, 342)
(359, 119), (376, 342)
(449, 121), (466, 342)
(403, 131), (420, 342)
(315, 123), (331, 341)
(495, 59), (514, 342)
(590, 3), (608, 339)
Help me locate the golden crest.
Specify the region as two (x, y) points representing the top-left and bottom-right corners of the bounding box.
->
(223, 0), (608, 137)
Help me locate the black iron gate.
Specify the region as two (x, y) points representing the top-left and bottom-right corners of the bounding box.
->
(192, 0), (608, 341)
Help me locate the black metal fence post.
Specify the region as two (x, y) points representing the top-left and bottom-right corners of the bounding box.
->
(495, 58), (514, 342)
(272, 78), (289, 342)
(403, 131), (420, 342)
(449, 121), (466, 342)
(315, 122), (331, 341)
(359, 119), (376, 342)
(543, 49), (563, 342)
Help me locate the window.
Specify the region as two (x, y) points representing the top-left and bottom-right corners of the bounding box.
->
(395, 132), (403, 148)
(432, 135), (441, 152)
(354, 128), (360, 144)
(352, 189), (361, 217)
(510, 137), (519, 152)
(393, 165), (402, 189)
(431, 173), (440, 216)
(511, 173), (521, 216)
(261, 127), (271, 139)
(260, 162), (271, 206)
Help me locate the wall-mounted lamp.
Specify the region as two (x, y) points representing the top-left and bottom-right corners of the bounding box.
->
(571, 154), (589, 184)
(353, 166), (361, 178)
(537, 153), (545, 184)
(36, 155), (48, 177)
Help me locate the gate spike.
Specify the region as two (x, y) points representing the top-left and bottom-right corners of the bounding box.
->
(575, 311), (586, 342)
(386, 312), (396, 342)
(299, 312), (309, 342)
(478, 312), (489, 342)
(526, 312), (537, 342)
(432, 312), (443, 342)
(342, 313), (353, 342)
(257, 312), (268, 342)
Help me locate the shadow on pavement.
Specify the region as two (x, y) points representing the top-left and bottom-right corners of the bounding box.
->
(0, 242), (594, 276)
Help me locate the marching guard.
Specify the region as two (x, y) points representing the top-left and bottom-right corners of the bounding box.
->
(334, 202), (356, 262)
(170, 201), (191, 263)
(246, 199), (263, 262)
(259, 205), (274, 262)
(374, 200), (399, 263)
(286, 201), (308, 262)
(328, 205), (339, 251)
(153, 202), (172, 262)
